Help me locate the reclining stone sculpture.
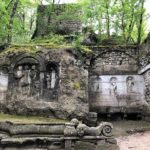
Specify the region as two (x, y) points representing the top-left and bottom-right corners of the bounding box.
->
(64, 118), (113, 137)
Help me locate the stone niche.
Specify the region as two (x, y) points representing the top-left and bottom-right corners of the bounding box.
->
(0, 47), (88, 119)
(8, 54), (59, 101)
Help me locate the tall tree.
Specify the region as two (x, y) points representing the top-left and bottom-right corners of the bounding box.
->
(7, 0), (20, 44)
(137, 0), (145, 45)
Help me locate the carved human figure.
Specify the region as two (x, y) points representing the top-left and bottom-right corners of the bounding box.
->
(15, 66), (24, 92)
(51, 69), (56, 88)
(45, 69), (56, 89)
(30, 65), (37, 81)
(110, 77), (117, 96)
(46, 74), (51, 89)
(90, 76), (101, 92)
(127, 76), (134, 92)
(24, 65), (31, 95)
(40, 72), (44, 96)
(30, 65), (39, 95)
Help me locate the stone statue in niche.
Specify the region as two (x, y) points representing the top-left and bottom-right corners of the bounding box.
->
(45, 69), (57, 89)
(46, 74), (51, 89)
(51, 69), (56, 88)
(110, 77), (117, 96)
(90, 76), (102, 92)
(15, 66), (24, 92)
(127, 76), (134, 93)
(11, 59), (59, 101)
(15, 64), (39, 97)
(41, 62), (58, 100)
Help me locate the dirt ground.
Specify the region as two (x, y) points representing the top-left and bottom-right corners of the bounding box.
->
(117, 131), (150, 150)
(111, 120), (150, 150)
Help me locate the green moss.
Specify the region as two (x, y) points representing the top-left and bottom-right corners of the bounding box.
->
(73, 82), (81, 90)
(31, 34), (66, 46)
(0, 113), (67, 124)
(0, 45), (38, 57)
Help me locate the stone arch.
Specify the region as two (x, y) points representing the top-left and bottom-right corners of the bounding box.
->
(10, 53), (46, 72)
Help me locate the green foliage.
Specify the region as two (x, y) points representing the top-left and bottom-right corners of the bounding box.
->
(0, 0), (149, 46)
(72, 35), (92, 53)
(31, 34), (65, 45)
(55, 4), (82, 22)
(79, 0), (148, 44)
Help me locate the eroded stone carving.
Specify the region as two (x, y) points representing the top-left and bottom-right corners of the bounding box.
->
(110, 77), (117, 96)
(64, 118), (113, 137)
(8, 56), (60, 102)
(14, 64), (39, 98)
(127, 76), (134, 93)
(90, 76), (102, 92)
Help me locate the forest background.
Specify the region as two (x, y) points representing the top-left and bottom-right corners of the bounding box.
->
(0, 0), (149, 46)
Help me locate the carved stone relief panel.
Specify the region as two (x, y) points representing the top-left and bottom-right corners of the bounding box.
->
(13, 63), (40, 99)
(89, 75), (146, 111)
(8, 56), (59, 102)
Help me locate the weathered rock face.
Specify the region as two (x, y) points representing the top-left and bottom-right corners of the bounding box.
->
(0, 47), (89, 119)
(89, 46), (149, 114)
(144, 70), (150, 104)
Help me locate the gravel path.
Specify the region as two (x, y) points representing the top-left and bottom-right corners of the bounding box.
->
(117, 131), (150, 150)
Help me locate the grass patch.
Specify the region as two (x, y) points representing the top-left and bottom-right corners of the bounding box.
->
(0, 113), (67, 124)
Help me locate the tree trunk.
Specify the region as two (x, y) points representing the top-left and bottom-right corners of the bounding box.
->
(126, 5), (134, 44)
(121, 0), (126, 41)
(105, 0), (110, 38)
(137, 0), (145, 45)
(7, 0), (19, 44)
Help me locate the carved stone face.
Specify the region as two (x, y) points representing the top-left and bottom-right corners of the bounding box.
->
(18, 66), (23, 70)
(128, 76), (133, 80)
(76, 124), (86, 137)
(70, 118), (79, 127)
(110, 77), (117, 83)
(77, 127), (84, 137)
